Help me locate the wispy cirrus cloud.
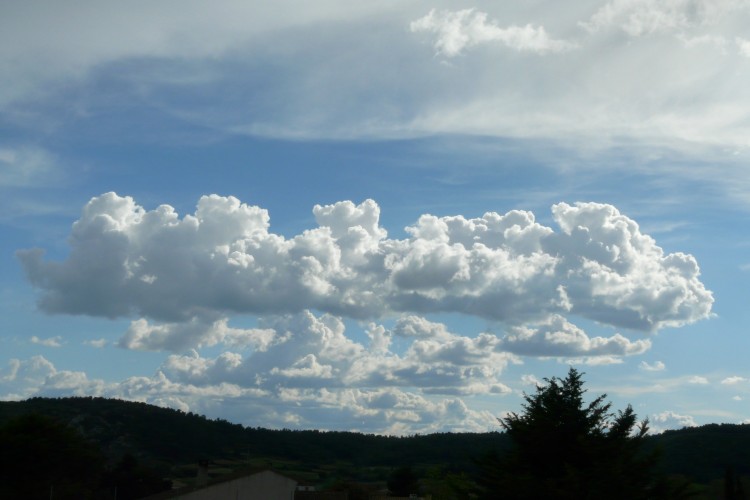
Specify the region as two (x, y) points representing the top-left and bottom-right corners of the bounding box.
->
(581, 0), (749, 36)
(0, 145), (58, 188)
(410, 9), (576, 57)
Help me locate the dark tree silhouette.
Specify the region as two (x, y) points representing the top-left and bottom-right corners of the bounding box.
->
(99, 453), (172, 500)
(724, 465), (746, 500)
(0, 414), (104, 499)
(387, 465), (419, 497)
(479, 368), (660, 499)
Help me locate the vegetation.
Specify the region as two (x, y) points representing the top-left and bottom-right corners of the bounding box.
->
(0, 413), (169, 499)
(476, 368), (659, 499)
(2, 377), (750, 498)
(387, 466), (419, 496)
(0, 397), (508, 472)
(0, 414), (104, 499)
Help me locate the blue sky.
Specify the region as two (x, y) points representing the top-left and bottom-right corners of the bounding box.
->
(2, 0), (750, 434)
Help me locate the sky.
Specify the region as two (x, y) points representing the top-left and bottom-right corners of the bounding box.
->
(1, 0), (750, 435)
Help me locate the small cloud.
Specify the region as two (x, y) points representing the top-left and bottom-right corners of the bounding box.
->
(678, 34), (728, 50)
(30, 336), (63, 348)
(737, 37), (750, 57)
(733, 395), (743, 401)
(721, 376), (748, 385)
(20, 356), (55, 380)
(0, 145), (58, 188)
(520, 374), (542, 387)
(393, 315), (451, 339)
(687, 375), (709, 385)
(565, 356), (624, 366)
(502, 315), (651, 358)
(639, 360), (666, 372)
(651, 411), (697, 433)
(84, 338), (107, 348)
(151, 396), (190, 413)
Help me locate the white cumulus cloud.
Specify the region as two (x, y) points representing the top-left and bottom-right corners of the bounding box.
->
(119, 317), (277, 352)
(157, 311), (516, 397)
(651, 410), (698, 433)
(502, 315), (651, 358)
(0, 356), (107, 400)
(17, 193), (712, 355)
(0, 352), (499, 434)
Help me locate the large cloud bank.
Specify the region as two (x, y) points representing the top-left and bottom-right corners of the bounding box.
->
(19, 192), (712, 337)
(13, 193), (714, 432)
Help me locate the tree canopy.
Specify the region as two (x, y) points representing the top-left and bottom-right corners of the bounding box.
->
(0, 414), (104, 499)
(479, 368), (659, 499)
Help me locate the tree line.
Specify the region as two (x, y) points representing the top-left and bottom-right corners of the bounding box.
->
(2, 370), (750, 498)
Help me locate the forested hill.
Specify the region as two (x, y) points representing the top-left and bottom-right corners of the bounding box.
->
(2, 397), (750, 487)
(648, 422), (750, 483)
(0, 397), (509, 470)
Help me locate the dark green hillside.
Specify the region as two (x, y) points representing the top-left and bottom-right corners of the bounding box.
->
(0, 397), (253, 469)
(4, 396), (750, 497)
(0, 397), (509, 470)
(645, 423), (750, 483)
